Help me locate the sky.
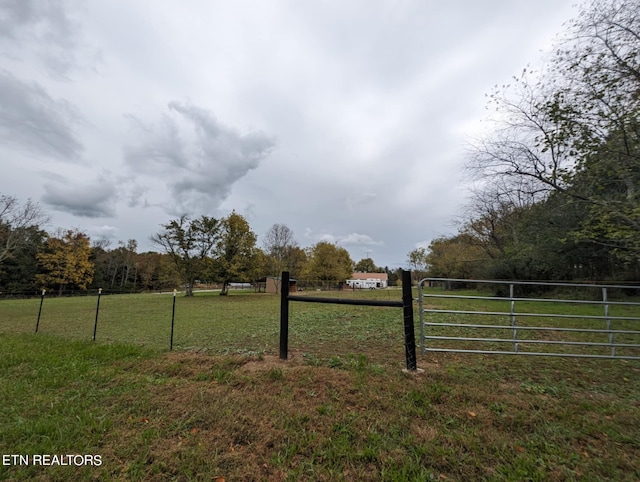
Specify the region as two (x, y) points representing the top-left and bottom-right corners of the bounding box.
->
(0, 0), (577, 268)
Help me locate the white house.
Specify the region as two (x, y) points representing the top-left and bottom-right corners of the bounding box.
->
(346, 272), (388, 289)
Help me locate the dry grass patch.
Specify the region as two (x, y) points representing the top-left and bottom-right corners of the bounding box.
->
(1, 332), (639, 481)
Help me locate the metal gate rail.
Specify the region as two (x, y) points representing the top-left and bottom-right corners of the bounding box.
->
(418, 278), (640, 359)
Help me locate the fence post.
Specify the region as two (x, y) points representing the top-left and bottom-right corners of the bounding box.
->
(603, 287), (614, 357)
(35, 289), (46, 333)
(92, 288), (102, 341)
(170, 289), (177, 350)
(279, 271), (290, 360)
(402, 270), (417, 371)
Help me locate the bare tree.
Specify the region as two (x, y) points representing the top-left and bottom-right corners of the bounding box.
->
(262, 223), (298, 293)
(467, 0), (640, 257)
(0, 194), (49, 266)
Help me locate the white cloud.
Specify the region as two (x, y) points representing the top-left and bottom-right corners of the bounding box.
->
(87, 224), (119, 242)
(0, 0), (578, 265)
(124, 101), (275, 216)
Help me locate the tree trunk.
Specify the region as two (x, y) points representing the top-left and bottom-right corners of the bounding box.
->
(220, 280), (230, 295)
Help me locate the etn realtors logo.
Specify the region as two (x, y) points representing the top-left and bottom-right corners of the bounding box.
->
(3, 454), (102, 466)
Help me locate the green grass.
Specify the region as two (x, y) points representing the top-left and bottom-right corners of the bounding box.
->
(0, 289), (413, 365)
(1, 289), (639, 480)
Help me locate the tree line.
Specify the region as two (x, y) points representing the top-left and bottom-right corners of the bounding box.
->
(410, 0), (640, 283)
(0, 196), (399, 296)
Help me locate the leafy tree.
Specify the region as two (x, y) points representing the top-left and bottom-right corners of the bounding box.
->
(286, 246), (308, 280)
(0, 225), (46, 292)
(35, 229), (94, 295)
(250, 247), (270, 282)
(214, 212), (258, 295)
(304, 242), (353, 285)
(567, 124), (640, 261)
(354, 257), (383, 273)
(151, 215), (220, 296)
(384, 266), (402, 287)
(467, 0), (640, 271)
(0, 194), (49, 267)
(407, 247), (429, 283)
(424, 235), (486, 281)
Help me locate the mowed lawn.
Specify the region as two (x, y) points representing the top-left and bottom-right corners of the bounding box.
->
(1, 289), (639, 481)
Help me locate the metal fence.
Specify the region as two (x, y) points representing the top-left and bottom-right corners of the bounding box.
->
(279, 270), (418, 371)
(418, 278), (640, 360)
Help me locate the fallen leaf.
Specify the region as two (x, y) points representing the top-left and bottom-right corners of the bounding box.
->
(140, 418), (149, 423)
(190, 428), (199, 434)
(468, 411), (477, 418)
(516, 446), (525, 452)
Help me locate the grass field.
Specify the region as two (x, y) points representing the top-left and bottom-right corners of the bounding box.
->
(1, 289), (639, 480)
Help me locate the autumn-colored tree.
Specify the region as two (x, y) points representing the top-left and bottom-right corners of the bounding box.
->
(213, 211), (258, 295)
(304, 242), (353, 285)
(35, 229), (94, 295)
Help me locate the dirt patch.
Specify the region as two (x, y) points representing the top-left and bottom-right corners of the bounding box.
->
(240, 351), (307, 372)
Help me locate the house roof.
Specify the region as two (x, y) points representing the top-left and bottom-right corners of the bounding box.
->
(349, 272), (388, 281)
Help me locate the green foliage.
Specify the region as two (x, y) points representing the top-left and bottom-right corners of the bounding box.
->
(424, 235), (486, 280)
(214, 211), (258, 294)
(354, 257), (383, 273)
(0, 194), (49, 267)
(151, 215), (220, 296)
(463, 0), (640, 280)
(0, 225), (46, 292)
(303, 241), (353, 283)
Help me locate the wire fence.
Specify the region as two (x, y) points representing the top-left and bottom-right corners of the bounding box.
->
(1, 289), (277, 352)
(0, 286), (413, 366)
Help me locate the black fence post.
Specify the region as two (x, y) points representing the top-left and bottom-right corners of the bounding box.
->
(279, 271), (290, 360)
(92, 288), (102, 341)
(35, 289), (45, 333)
(170, 289), (177, 350)
(402, 270), (417, 371)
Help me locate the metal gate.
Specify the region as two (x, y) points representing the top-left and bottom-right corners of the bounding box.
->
(418, 278), (640, 359)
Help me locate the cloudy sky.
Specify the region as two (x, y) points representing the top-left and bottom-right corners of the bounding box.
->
(0, 0), (577, 268)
